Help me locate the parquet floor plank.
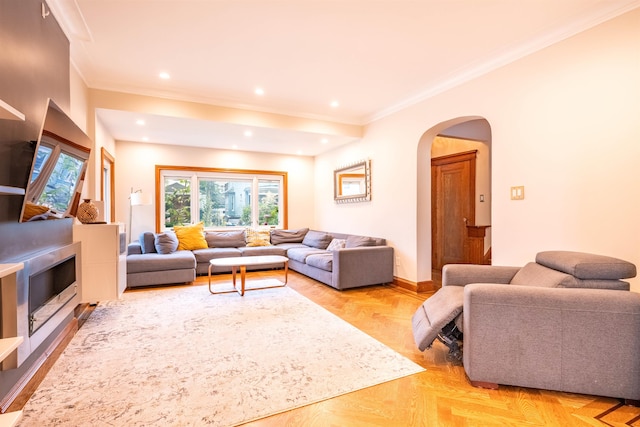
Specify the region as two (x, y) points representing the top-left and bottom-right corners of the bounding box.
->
(9, 269), (640, 426)
(233, 271), (640, 426)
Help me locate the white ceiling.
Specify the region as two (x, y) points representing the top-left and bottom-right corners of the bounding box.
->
(49, 0), (640, 156)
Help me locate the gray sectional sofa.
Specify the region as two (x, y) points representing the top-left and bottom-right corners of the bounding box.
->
(127, 228), (394, 290)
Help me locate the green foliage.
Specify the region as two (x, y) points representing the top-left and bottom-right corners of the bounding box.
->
(240, 205), (252, 226)
(258, 192), (279, 225)
(164, 179), (191, 227)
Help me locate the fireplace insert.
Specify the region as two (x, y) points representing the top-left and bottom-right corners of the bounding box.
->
(1, 241), (80, 370)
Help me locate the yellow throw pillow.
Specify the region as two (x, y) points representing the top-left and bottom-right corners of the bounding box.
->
(174, 222), (208, 250)
(245, 227), (271, 247)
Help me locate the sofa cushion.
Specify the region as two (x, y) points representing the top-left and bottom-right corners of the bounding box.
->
(535, 251), (637, 280)
(154, 232), (178, 254)
(305, 253), (333, 272)
(139, 232), (157, 254)
(270, 228), (309, 245)
(127, 251), (196, 274)
(326, 238), (346, 251)
(239, 246), (287, 257)
(345, 235), (377, 248)
(205, 230), (246, 248)
(245, 228), (271, 246)
(287, 247), (328, 263)
(510, 262), (578, 288)
(272, 242), (308, 251)
(192, 247), (242, 263)
(302, 230), (333, 249)
(174, 222), (208, 250)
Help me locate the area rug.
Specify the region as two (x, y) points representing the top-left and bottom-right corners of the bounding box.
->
(18, 282), (424, 426)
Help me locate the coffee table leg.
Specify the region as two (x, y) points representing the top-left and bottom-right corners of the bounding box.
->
(208, 263), (213, 294)
(239, 265), (247, 296)
(231, 266), (237, 288)
(283, 260), (288, 285)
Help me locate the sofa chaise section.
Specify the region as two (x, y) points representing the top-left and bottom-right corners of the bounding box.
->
(127, 243), (196, 288)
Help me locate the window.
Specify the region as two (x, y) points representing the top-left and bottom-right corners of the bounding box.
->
(157, 166), (287, 230)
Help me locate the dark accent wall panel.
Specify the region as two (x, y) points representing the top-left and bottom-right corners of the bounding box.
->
(0, 0), (73, 403)
(0, 0), (70, 223)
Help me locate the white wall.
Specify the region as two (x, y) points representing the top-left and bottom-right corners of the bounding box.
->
(115, 140), (315, 240)
(315, 8), (640, 290)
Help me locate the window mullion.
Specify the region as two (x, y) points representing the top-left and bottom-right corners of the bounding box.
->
(191, 174), (199, 224)
(251, 177), (258, 227)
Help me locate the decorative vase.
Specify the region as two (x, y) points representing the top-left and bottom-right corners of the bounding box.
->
(77, 199), (99, 224)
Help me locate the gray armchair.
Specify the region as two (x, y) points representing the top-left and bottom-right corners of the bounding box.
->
(412, 251), (640, 403)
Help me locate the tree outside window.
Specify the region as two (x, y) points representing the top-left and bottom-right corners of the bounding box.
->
(164, 177), (191, 227)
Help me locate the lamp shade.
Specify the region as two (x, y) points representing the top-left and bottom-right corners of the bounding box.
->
(130, 192), (152, 206)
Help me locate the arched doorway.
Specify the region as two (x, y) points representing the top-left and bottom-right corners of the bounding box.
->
(416, 117), (492, 290)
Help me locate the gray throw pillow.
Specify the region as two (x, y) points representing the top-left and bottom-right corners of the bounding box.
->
(154, 232), (179, 254)
(345, 235), (377, 248)
(302, 230), (333, 249)
(139, 232), (157, 254)
(205, 230), (246, 248)
(270, 228), (309, 245)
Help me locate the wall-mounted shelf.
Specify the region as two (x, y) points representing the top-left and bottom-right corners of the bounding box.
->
(0, 337), (24, 364)
(0, 186), (25, 196)
(0, 100), (25, 121)
(0, 263), (24, 278)
(0, 410), (22, 427)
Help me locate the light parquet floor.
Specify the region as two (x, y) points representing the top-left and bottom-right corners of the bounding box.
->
(10, 270), (640, 426)
(215, 270), (640, 427)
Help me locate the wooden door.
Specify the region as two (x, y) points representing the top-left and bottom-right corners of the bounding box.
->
(431, 150), (476, 270)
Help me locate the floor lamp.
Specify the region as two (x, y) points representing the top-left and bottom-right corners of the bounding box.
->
(129, 188), (152, 243)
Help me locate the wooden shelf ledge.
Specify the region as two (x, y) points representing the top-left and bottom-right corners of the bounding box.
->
(0, 263), (24, 278)
(0, 99), (25, 121)
(0, 337), (24, 364)
(0, 410), (23, 427)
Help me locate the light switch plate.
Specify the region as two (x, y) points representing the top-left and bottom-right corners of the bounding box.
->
(511, 186), (525, 200)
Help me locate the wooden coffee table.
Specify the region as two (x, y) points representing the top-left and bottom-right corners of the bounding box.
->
(208, 255), (288, 296)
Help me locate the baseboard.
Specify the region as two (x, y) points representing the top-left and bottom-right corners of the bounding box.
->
(1, 318), (78, 413)
(392, 277), (437, 293)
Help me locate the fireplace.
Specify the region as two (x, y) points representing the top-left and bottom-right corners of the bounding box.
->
(1, 241), (80, 370)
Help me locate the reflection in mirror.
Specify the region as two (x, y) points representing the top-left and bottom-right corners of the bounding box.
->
(20, 99), (91, 222)
(334, 159), (371, 203)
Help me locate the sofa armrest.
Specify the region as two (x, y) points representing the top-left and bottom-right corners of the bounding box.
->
(442, 264), (520, 287)
(128, 242), (143, 255)
(462, 283), (640, 400)
(332, 246), (394, 290)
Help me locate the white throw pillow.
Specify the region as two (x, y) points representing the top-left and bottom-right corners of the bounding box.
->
(326, 238), (346, 251)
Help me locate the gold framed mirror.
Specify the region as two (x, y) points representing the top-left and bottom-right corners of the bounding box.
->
(334, 159), (371, 203)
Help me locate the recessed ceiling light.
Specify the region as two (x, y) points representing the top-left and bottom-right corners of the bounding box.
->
(136, 119), (145, 126)
(232, 144), (238, 149)
(255, 87), (264, 96)
(244, 130), (253, 137)
(296, 150), (303, 155)
(321, 138), (329, 144)
(330, 100), (339, 108)
(142, 136), (149, 142)
(159, 72), (170, 80)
